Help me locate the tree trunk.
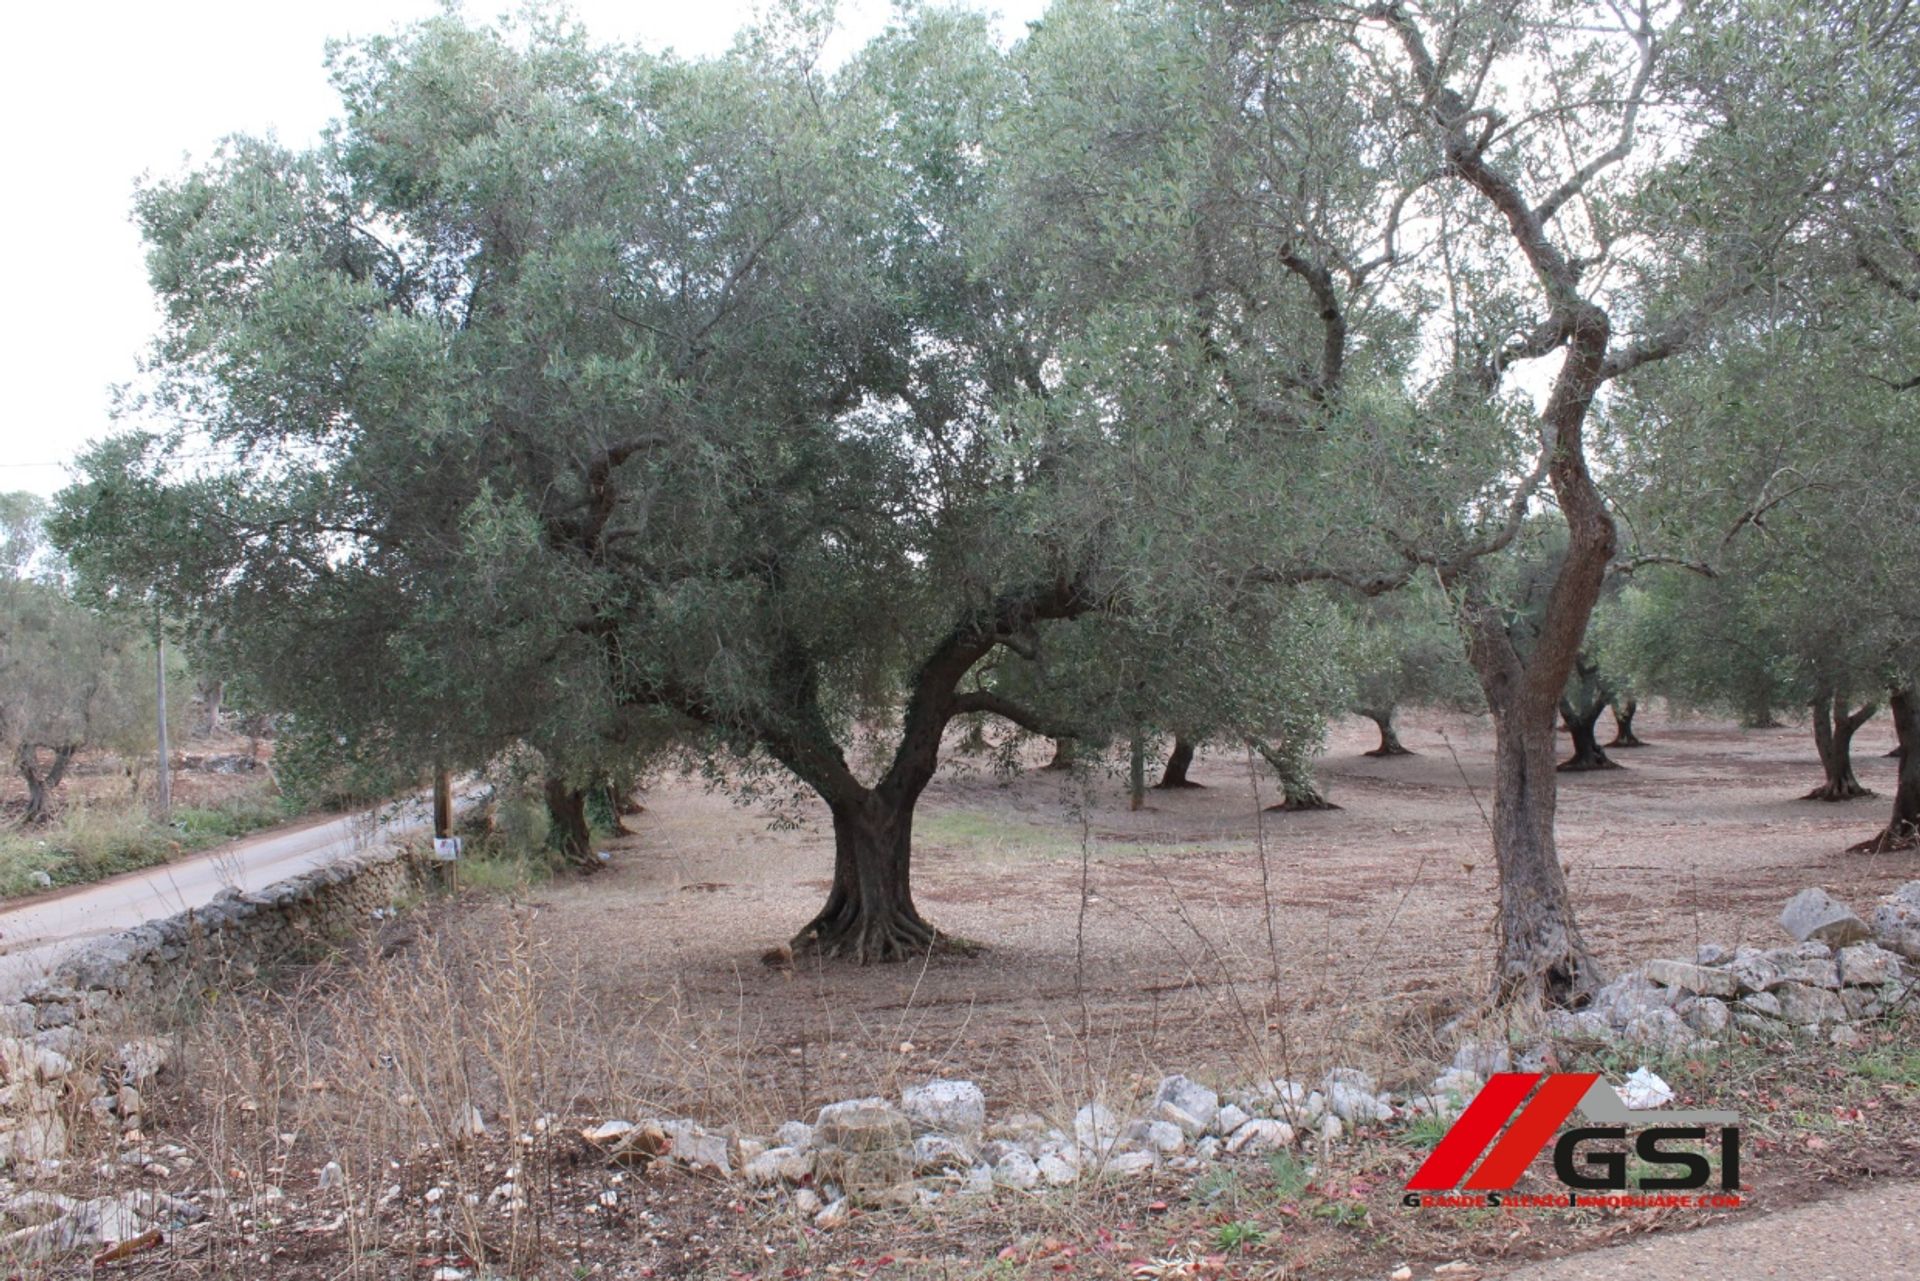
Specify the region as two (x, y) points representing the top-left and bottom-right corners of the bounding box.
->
(1486, 700), (1601, 1006)
(1042, 737), (1077, 771)
(956, 715), (990, 755)
(16, 744), (77, 826)
(1155, 736), (1205, 787)
(543, 777), (595, 869)
(1250, 738), (1340, 811)
(1558, 698), (1620, 772)
(1854, 686), (1920, 852)
(1804, 694), (1875, 802)
(793, 790), (938, 963)
(1360, 709), (1413, 757)
(1607, 697), (1644, 748)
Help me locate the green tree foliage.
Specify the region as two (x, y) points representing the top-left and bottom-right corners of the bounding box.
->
(1, 496), (166, 823)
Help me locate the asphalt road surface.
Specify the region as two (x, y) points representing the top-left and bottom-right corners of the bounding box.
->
(0, 798), (430, 997)
(1495, 1180), (1917, 1280)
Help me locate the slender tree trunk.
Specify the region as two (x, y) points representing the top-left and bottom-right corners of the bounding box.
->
(1359, 708), (1413, 757)
(1043, 737), (1077, 771)
(1558, 698), (1620, 772)
(1155, 735), (1205, 787)
(1804, 694), (1875, 802)
(1607, 697), (1644, 748)
(1854, 686), (1920, 852)
(16, 744), (77, 826)
(956, 715), (990, 755)
(543, 777), (595, 869)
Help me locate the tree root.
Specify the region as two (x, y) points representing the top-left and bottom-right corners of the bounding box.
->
(1152, 778), (1206, 790)
(1607, 733), (1646, 748)
(790, 907), (947, 965)
(1849, 824), (1920, 854)
(1362, 743), (1415, 758)
(1265, 796), (1342, 812)
(1802, 780), (1874, 802)
(1556, 755), (1622, 772)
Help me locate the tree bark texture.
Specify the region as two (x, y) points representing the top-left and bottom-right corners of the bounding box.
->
(543, 778), (595, 869)
(1804, 694), (1876, 802)
(1558, 697), (1620, 772)
(1359, 708), (1413, 757)
(1155, 736), (1205, 787)
(1607, 697), (1644, 747)
(1854, 686), (1919, 852)
(16, 743), (77, 826)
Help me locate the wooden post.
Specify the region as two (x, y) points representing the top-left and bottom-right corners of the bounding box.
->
(1129, 726), (1146, 811)
(153, 611), (171, 822)
(433, 767), (453, 839)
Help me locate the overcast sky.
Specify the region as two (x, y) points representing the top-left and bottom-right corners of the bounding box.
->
(0, 1), (1045, 498)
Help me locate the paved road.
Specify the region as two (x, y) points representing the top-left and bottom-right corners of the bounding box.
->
(1496, 1180), (1917, 1280)
(0, 798), (432, 996)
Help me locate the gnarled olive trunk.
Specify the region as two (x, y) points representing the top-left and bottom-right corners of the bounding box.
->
(1155, 735), (1205, 787)
(1359, 708), (1412, 757)
(1855, 686), (1919, 852)
(1607, 697), (1644, 748)
(1804, 694), (1876, 802)
(1042, 736), (1077, 771)
(794, 789), (937, 962)
(543, 777), (595, 869)
(1249, 737), (1339, 812)
(1557, 697), (1619, 772)
(1486, 700), (1599, 1005)
(16, 743), (78, 826)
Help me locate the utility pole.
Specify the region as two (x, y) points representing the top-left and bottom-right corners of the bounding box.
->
(153, 610), (171, 822)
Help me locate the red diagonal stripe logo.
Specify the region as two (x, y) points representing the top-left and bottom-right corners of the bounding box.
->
(1404, 1073), (1539, 1190)
(1462, 1072), (1600, 1190)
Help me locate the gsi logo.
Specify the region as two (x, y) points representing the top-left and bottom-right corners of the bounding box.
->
(1401, 1073), (1742, 1207)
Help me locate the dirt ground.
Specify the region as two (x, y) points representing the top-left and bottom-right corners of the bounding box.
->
(510, 705), (1915, 1127)
(37, 704), (1919, 1280)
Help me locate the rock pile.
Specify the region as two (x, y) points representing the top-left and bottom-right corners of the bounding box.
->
(1548, 882), (1915, 1050)
(583, 1066), (1419, 1227)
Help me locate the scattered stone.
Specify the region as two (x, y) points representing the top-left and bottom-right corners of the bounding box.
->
(1215, 1103), (1250, 1136)
(1451, 1041), (1510, 1075)
(814, 1197), (849, 1229)
(454, 1104), (486, 1139)
(1870, 882), (1920, 959)
(815, 1099), (910, 1152)
(1225, 1119), (1294, 1154)
(1326, 1081), (1393, 1124)
(658, 1119), (731, 1174)
(1151, 1076), (1219, 1139)
(745, 1146), (813, 1186)
(581, 1120), (634, 1146)
(1838, 942), (1903, 987)
(1726, 949), (1783, 994)
(317, 1161), (344, 1191)
(1318, 1114), (1343, 1143)
(1103, 1150), (1155, 1177)
(1696, 943), (1729, 965)
(116, 1039), (170, 1085)
(902, 1080), (986, 1137)
(1037, 1152), (1079, 1186)
(1074, 1103), (1122, 1160)
(1682, 996), (1732, 1036)
(993, 1150), (1039, 1190)
(1776, 982), (1848, 1027)
(1780, 888), (1871, 947)
(792, 1187), (823, 1215)
(776, 1120), (814, 1151)
(910, 1134), (973, 1174)
(1742, 990), (1783, 1018)
(1645, 959), (1739, 998)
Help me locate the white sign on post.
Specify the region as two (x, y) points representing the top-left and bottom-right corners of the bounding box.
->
(432, 836), (463, 862)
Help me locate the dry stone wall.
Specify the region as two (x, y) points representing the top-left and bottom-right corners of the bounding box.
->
(2, 847), (423, 1046)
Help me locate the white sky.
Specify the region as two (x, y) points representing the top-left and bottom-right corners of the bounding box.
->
(0, 1), (1045, 498)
